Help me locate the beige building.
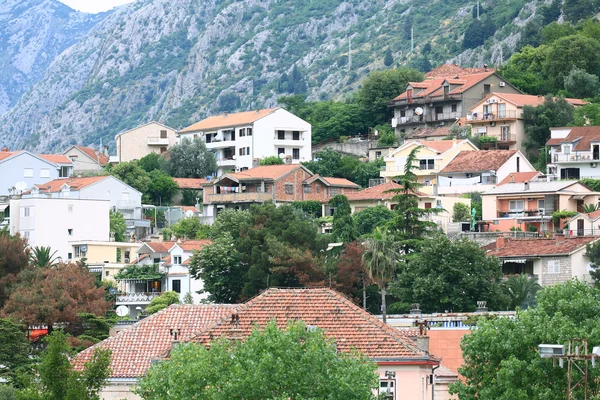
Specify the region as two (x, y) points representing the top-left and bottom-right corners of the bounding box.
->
(70, 240), (139, 284)
(63, 145), (109, 174)
(114, 122), (177, 163)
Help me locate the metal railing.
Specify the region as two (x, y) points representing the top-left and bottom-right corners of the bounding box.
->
(468, 110), (518, 121)
(116, 292), (162, 304)
(147, 137), (169, 145)
(497, 209), (548, 218)
(207, 192), (273, 203)
(553, 153), (600, 162)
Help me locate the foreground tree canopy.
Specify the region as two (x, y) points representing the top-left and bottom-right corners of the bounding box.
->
(136, 321), (378, 400)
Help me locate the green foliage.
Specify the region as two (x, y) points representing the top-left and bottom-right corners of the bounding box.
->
(115, 264), (165, 281)
(28, 246), (58, 268)
(551, 209), (578, 225)
(564, 67), (600, 98)
(563, 0), (600, 23)
(582, 203), (600, 213)
(383, 48), (393, 67)
(501, 274), (541, 309)
(109, 211), (127, 242)
(463, 15), (496, 50)
(587, 240), (600, 286)
(353, 206), (394, 236)
(145, 170), (178, 205)
(545, 34), (600, 89)
(574, 103), (600, 126)
(580, 178), (600, 192)
(291, 200), (322, 218)
(389, 237), (504, 313)
(499, 45), (550, 95)
(138, 153), (165, 173)
(376, 128), (396, 147)
(136, 321), (378, 400)
(329, 195), (357, 243)
(450, 281), (600, 399)
(146, 291), (180, 315)
(452, 202), (471, 222)
(0, 319), (31, 382)
(165, 138), (217, 178)
(171, 217), (211, 239)
(110, 160), (151, 194)
(0, 386), (17, 400)
(183, 292), (194, 304)
(209, 209), (253, 240)
(259, 156), (284, 165)
(180, 189), (201, 206)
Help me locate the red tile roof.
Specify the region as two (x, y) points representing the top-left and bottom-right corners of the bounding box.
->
(441, 150), (517, 173)
(74, 146), (109, 166)
(485, 236), (599, 257)
(139, 241), (176, 253)
(179, 206), (200, 213)
(72, 304), (235, 378)
(492, 93), (587, 107)
(320, 177), (360, 188)
(0, 150), (72, 165)
(34, 176), (108, 192)
(180, 108), (279, 133)
(173, 178), (207, 189)
(416, 140), (458, 153)
(545, 127), (600, 151)
(222, 164), (302, 181)
(546, 138), (563, 146)
(188, 288), (431, 361)
(344, 182), (429, 201)
(498, 172), (542, 185)
(425, 64), (495, 79)
(393, 71), (496, 101)
(173, 239), (212, 252)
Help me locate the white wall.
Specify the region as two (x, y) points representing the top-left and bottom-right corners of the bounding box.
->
(496, 152), (536, 182)
(166, 245), (207, 304)
(0, 152), (63, 195)
(79, 176), (143, 220)
(253, 108), (312, 163)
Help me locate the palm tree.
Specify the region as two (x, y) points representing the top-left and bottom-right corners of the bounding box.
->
(582, 203), (600, 213)
(29, 246), (58, 268)
(502, 274), (542, 310)
(362, 227), (399, 323)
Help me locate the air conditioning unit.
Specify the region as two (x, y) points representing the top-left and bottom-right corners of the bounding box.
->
(499, 82), (506, 87)
(591, 162), (598, 168)
(124, 258), (130, 263)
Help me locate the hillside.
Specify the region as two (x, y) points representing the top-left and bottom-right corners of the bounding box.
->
(0, 0), (559, 151)
(0, 0), (106, 115)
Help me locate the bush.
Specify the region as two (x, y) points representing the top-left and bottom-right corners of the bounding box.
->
(452, 202), (471, 222)
(146, 291), (180, 315)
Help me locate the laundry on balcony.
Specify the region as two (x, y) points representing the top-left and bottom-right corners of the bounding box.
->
(219, 186), (240, 193)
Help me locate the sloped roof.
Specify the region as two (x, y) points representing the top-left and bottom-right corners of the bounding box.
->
(171, 239), (212, 252)
(491, 92), (587, 107)
(484, 180), (578, 195)
(188, 288), (431, 361)
(72, 146), (109, 166)
(485, 237), (599, 257)
(440, 150), (517, 173)
(71, 304), (235, 378)
(172, 178), (207, 189)
(180, 108), (280, 133)
(313, 176), (360, 188)
(218, 164), (303, 182)
(344, 182), (429, 201)
(393, 71), (496, 101)
(425, 64), (494, 79)
(114, 121), (175, 139)
(545, 126), (600, 151)
(139, 241), (176, 254)
(33, 176), (109, 192)
(0, 150), (73, 165)
(498, 172), (543, 185)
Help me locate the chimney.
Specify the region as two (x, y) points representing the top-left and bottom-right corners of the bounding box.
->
(252, 158), (260, 168)
(1, 147), (9, 152)
(476, 301), (488, 313)
(495, 236), (505, 250)
(415, 320), (429, 353)
(103, 145), (109, 156)
(509, 174), (514, 183)
(410, 303), (421, 315)
(483, 64), (488, 71)
(170, 328), (181, 349)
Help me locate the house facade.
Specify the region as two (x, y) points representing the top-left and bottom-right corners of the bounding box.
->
(565, 210), (600, 237)
(178, 108), (312, 176)
(114, 122), (177, 163)
(546, 126), (600, 180)
(389, 66), (521, 136)
(163, 240), (211, 304)
(70, 240), (139, 285)
(63, 145), (110, 173)
(0, 150), (73, 195)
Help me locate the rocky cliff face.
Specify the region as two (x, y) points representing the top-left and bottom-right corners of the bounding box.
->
(0, 0), (548, 152)
(0, 0), (106, 115)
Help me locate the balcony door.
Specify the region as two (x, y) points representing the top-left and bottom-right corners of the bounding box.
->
(594, 145), (599, 160)
(577, 219), (585, 237)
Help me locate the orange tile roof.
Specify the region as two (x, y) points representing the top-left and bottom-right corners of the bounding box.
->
(582, 210), (600, 221)
(188, 288), (431, 361)
(498, 172), (542, 185)
(485, 237), (599, 257)
(34, 176), (108, 192)
(393, 71), (496, 101)
(425, 64), (495, 79)
(37, 154), (73, 164)
(71, 304), (235, 378)
(546, 138), (563, 146)
(140, 241), (176, 253)
(344, 182), (428, 201)
(173, 239), (212, 252)
(546, 127), (600, 152)
(179, 206), (200, 213)
(172, 178), (207, 189)
(320, 177), (360, 188)
(0, 150), (19, 161)
(441, 150), (517, 173)
(415, 140), (457, 153)
(492, 93), (587, 107)
(222, 164), (301, 181)
(179, 108), (279, 133)
(74, 146), (109, 166)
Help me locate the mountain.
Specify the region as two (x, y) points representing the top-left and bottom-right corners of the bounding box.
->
(0, 0), (556, 152)
(0, 0), (107, 116)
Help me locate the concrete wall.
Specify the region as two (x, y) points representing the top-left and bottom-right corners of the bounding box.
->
(0, 152), (62, 195)
(312, 140), (371, 158)
(64, 147), (105, 173)
(116, 123), (177, 162)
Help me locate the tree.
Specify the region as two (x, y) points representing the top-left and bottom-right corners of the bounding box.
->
(545, 35), (600, 90)
(334, 242), (371, 309)
(145, 170), (178, 205)
(109, 210), (127, 242)
(291, 200), (322, 218)
(29, 246), (58, 268)
(452, 202), (471, 222)
(383, 48), (393, 67)
(563, 0), (600, 23)
(138, 153), (164, 173)
(354, 206), (394, 236)
(209, 208), (252, 240)
(259, 156), (284, 165)
(165, 138), (217, 178)
(450, 281), (600, 399)
(501, 274), (542, 310)
(183, 292), (194, 304)
(585, 239), (600, 286)
(329, 195), (357, 243)
(0, 232), (29, 308)
(0, 319), (31, 382)
(499, 45), (550, 95)
(574, 103), (600, 126)
(146, 291), (180, 315)
(362, 227), (399, 323)
(135, 321), (378, 400)
(2, 263), (110, 333)
(110, 161), (151, 193)
(564, 67), (600, 98)
(389, 236), (504, 313)
(171, 217), (210, 239)
(303, 148), (383, 188)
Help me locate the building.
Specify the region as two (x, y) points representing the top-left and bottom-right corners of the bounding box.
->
(25, 176), (149, 236)
(546, 126), (600, 180)
(114, 122), (177, 163)
(484, 236), (600, 286)
(178, 108), (312, 176)
(69, 240), (140, 284)
(162, 240), (211, 303)
(481, 180), (599, 233)
(565, 211), (600, 237)
(8, 197), (109, 260)
(467, 93), (586, 153)
(0, 150), (73, 195)
(171, 177), (207, 205)
(63, 145), (110, 174)
(389, 66), (521, 135)
(437, 149), (535, 196)
(202, 164), (359, 223)
(380, 139), (479, 192)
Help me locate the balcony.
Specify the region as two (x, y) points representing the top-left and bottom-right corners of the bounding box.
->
(206, 139), (236, 149)
(552, 153), (600, 163)
(207, 192), (273, 203)
(116, 292), (162, 304)
(497, 209), (548, 218)
(147, 137), (169, 146)
(117, 200), (138, 210)
(217, 157), (236, 167)
(273, 136), (306, 147)
(468, 110), (518, 122)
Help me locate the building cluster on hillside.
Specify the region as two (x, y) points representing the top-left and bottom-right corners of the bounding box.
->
(3, 64), (600, 400)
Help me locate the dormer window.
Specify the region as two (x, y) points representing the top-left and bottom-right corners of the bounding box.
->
(562, 144), (571, 155)
(443, 85), (449, 95)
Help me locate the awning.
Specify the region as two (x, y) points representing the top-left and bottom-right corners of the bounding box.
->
(502, 259), (528, 264)
(0, 204), (8, 212)
(571, 195), (586, 200)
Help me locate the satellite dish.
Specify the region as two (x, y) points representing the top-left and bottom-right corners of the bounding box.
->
(80, 244), (88, 252)
(415, 107), (424, 116)
(278, 153), (285, 159)
(14, 181), (27, 191)
(116, 305), (129, 317)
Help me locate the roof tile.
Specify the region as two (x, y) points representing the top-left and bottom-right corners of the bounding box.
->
(441, 150), (517, 173)
(485, 236), (599, 257)
(180, 108), (279, 133)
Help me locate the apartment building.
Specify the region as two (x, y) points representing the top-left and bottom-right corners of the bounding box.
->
(546, 126), (600, 180)
(114, 122), (177, 163)
(0, 150), (73, 195)
(63, 145), (110, 173)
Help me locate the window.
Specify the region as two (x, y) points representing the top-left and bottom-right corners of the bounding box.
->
(153, 258), (161, 264)
(21, 231), (30, 240)
(303, 185), (312, 194)
(239, 148), (244, 156)
(172, 279), (181, 293)
(60, 166), (70, 177)
(419, 159), (435, 170)
(375, 151), (382, 159)
(538, 199), (545, 210)
(484, 84), (491, 95)
(193, 134), (198, 139)
(509, 200), (525, 211)
(329, 188), (339, 196)
(548, 260), (561, 274)
(316, 185), (321, 193)
(160, 130), (168, 138)
(278, 148), (285, 156)
(40, 168), (50, 178)
(424, 202), (432, 209)
(173, 256), (182, 265)
(67, 253), (72, 260)
(451, 104), (457, 112)
(74, 246), (84, 258)
(292, 148), (300, 160)
(22, 207), (31, 217)
(68, 229), (73, 236)
(239, 128), (246, 137)
(246, 147), (250, 156)
(160, 147), (167, 153)
(278, 130), (285, 140)
(293, 131), (300, 140)
(379, 379), (395, 399)
(400, 110), (406, 117)
(247, 127), (252, 136)
(285, 184), (293, 195)
(24, 168), (33, 178)
(516, 156), (520, 173)
(563, 144), (571, 154)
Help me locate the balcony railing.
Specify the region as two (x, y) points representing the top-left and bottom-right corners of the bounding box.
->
(468, 110), (518, 121)
(207, 192), (273, 203)
(497, 209), (548, 218)
(216, 158), (236, 166)
(116, 292), (162, 304)
(147, 137), (169, 146)
(117, 200), (138, 209)
(553, 153), (600, 163)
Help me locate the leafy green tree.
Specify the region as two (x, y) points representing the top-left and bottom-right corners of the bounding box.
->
(329, 195), (357, 243)
(539, 0), (562, 25)
(362, 227), (399, 323)
(110, 161), (151, 194)
(0, 232), (29, 308)
(183, 292), (194, 304)
(383, 48), (393, 67)
(302, 148), (383, 188)
(145, 170), (178, 205)
(389, 237), (504, 314)
(563, 0), (600, 23)
(585, 239), (600, 286)
(376, 129), (396, 147)
(452, 202), (471, 222)
(209, 209), (252, 240)
(146, 291), (180, 314)
(29, 246), (58, 268)
(0, 386), (17, 400)
(109, 210), (127, 242)
(135, 321), (378, 400)
(180, 189), (201, 206)
(501, 274), (542, 310)
(259, 156), (284, 165)
(138, 153), (164, 173)
(291, 200), (322, 218)
(0, 319), (31, 382)
(574, 103), (600, 126)
(499, 45), (550, 95)
(450, 281), (600, 399)
(354, 206), (394, 236)
(541, 21), (577, 44)
(166, 138), (217, 178)
(545, 35), (600, 90)
(564, 67), (600, 98)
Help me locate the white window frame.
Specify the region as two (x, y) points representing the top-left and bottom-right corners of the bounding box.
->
(24, 168), (33, 178)
(40, 168), (50, 178)
(509, 200), (525, 212)
(548, 260), (561, 274)
(173, 256), (182, 265)
(563, 144), (571, 155)
(379, 379), (396, 399)
(537, 199), (545, 211)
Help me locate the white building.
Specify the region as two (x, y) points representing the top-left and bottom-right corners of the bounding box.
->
(178, 108), (312, 176)
(546, 126), (600, 180)
(8, 197), (109, 260)
(163, 240), (210, 304)
(0, 150), (73, 195)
